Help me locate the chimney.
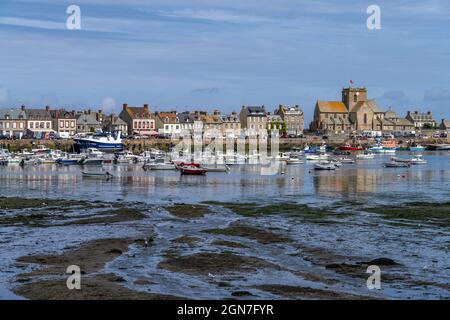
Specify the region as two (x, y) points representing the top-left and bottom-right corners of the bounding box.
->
(21, 105), (26, 111)
(45, 105), (50, 111)
(213, 109), (220, 115)
(427, 111), (431, 115)
(143, 104), (149, 112)
(123, 103), (128, 111)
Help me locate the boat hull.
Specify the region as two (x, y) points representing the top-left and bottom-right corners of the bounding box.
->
(74, 139), (124, 152)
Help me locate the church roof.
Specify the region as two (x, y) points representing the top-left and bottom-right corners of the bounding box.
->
(316, 101), (347, 113)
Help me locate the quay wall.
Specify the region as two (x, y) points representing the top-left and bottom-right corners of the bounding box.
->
(0, 136), (448, 153)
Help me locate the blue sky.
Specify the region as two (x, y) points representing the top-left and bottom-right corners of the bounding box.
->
(0, 0), (449, 123)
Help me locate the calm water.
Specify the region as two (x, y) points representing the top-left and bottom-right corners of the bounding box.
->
(0, 151), (449, 299)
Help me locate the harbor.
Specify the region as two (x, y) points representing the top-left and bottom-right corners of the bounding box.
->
(0, 141), (449, 300)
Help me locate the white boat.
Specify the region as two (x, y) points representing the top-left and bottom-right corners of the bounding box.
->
(410, 155), (427, 165)
(6, 156), (22, 164)
(390, 156), (412, 163)
(80, 148), (104, 166)
(203, 165), (230, 172)
(356, 152), (375, 160)
(36, 157), (56, 164)
(335, 157), (355, 164)
(32, 145), (50, 154)
(384, 161), (410, 168)
(285, 158), (304, 165)
(143, 162), (176, 171)
(306, 154), (329, 161)
(82, 171), (113, 178)
(314, 162), (336, 170)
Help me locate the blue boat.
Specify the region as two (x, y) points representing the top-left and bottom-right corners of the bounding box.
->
(57, 158), (80, 165)
(74, 132), (124, 152)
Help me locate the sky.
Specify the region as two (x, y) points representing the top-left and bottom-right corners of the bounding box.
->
(0, 0), (449, 124)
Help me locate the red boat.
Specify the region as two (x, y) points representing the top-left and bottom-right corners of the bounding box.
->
(339, 144), (364, 151)
(175, 162), (201, 169)
(180, 165), (207, 175)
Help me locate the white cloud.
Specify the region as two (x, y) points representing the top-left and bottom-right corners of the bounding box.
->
(0, 17), (65, 30)
(159, 9), (270, 23)
(101, 97), (116, 113)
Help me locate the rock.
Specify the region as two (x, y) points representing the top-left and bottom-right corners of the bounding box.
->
(106, 248), (123, 255)
(366, 258), (399, 266)
(231, 291), (253, 297)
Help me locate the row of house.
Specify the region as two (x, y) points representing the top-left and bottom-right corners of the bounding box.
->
(310, 87), (447, 134)
(0, 91), (447, 139)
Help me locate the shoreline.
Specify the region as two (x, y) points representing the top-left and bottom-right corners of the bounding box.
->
(1, 197), (449, 300)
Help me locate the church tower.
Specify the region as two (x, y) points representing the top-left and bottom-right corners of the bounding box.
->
(342, 87), (368, 111)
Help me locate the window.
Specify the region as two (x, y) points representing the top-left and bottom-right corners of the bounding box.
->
(6, 123), (9, 129)
(60, 121), (64, 128)
(65, 121), (69, 128)
(40, 122), (44, 129)
(30, 122), (34, 129)
(13, 122), (17, 129)
(354, 95), (357, 103)
(19, 123), (23, 129)
(364, 114), (367, 124)
(71, 121), (75, 128)
(46, 122), (50, 129)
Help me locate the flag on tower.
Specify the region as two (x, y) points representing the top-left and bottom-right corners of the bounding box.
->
(349, 80), (354, 85)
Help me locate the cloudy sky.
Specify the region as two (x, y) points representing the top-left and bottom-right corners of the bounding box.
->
(0, 0), (449, 122)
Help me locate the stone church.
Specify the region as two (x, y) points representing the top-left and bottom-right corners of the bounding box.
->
(310, 87), (413, 134)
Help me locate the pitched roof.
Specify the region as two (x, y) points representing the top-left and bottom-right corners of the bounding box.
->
(366, 100), (383, 113)
(384, 107), (399, 119)
(316, 101), (347, 113)
(76, 113), (100, 125)
(157, 112), (178, 123)
(127, 107), (152, 118)
(25, 108), (52, 119)
(0, 108), (27, 119)
(244, 106), (266, 116)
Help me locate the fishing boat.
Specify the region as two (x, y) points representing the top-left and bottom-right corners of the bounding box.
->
(180, 165), (207, 175)
(384, 161), (410, 168)
(314, 162), (336, 170)
(409, 144), (426, 152)
(339, 144), (364, 151)
(74, 131), (124, 152)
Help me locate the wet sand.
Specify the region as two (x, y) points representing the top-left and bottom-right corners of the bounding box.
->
(2, 197), (449, 300)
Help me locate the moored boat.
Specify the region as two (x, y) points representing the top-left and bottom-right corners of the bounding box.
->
(180, 165), (207, 175)
(314, 162), (336, 170)
(339, 144), (364, 151)
(384, 161), (410, 168)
